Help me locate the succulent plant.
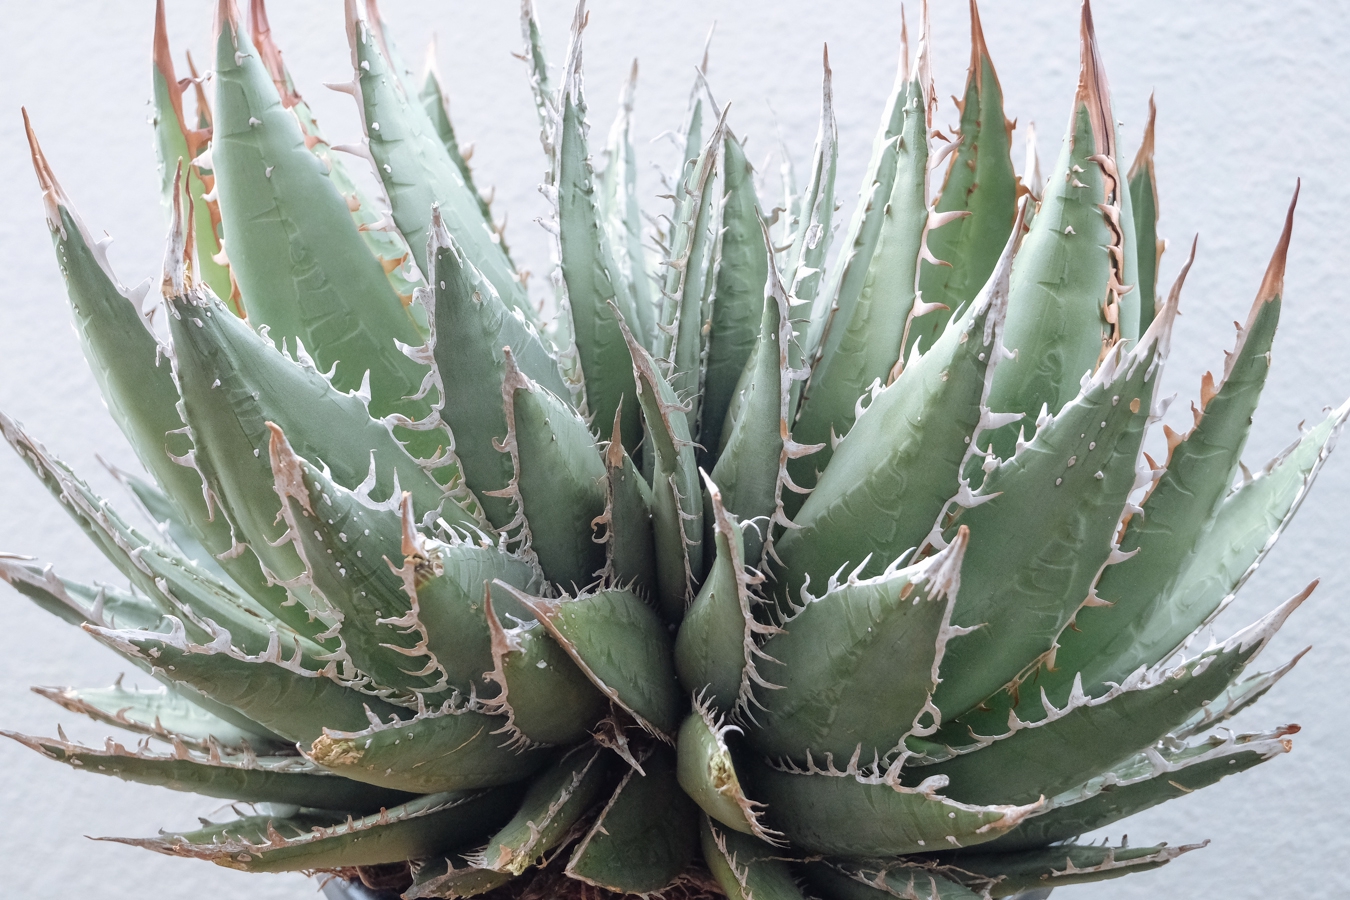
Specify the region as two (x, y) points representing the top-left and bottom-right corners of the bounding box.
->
(2, 0), (1340, 898)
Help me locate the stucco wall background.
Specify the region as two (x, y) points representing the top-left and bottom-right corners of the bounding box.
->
(0, 1), (1346, 896)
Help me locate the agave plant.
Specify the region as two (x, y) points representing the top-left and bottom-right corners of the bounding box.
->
(1, 0), (1339, 897)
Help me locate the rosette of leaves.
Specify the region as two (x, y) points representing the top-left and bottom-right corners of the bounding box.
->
(2, 0), (1339, 898)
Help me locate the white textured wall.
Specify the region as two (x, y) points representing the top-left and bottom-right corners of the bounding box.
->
(0, 1), (1347, 897)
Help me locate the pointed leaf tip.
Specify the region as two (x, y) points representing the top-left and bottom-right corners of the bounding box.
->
(1257, 181), (1299, 304)
(21, 109), (65, 227)
(1077, 0), (1114, 158)
(1127, 93), (1158, 181)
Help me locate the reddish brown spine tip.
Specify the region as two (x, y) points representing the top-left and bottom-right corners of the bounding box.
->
(968, 0), (989, 67)
(1128, 93), (1157, 181)
(250, 0), (301, 107)
(899, 4), (910, 77)
(22, 109), (65, 218)
(1076, 0), (1114, 158)
(215, 0), (242, 40)
(1256, 181), (1299, 304)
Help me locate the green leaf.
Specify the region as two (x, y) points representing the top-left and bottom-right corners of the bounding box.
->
(498, 582), (681, 739)
(1127, 97), (1162, 332)
(676, 476), (780, 716)
(565, 745), (698, 895)
(1052, 218), (1290, 700)
(906, 8), (1018, 355)
(803, 860), (981, 900)
(659, 108), (724, 437)
(983, 727), (1295, 853)
(31, 681), (277, 753)
(677, 704), (780, 842)
(919, 589), (1307, 805)
(213, 8), (434, 423)
(701, 817), (805, 900)
(498, 349), (607, 590)
(941, 841), (1201, 897)
(307, 697), (550, 794)
(22, 123), (284, 616)
(619, 315), (705, 619)
(106, 786), (523, 872)
(344, 4), (528, 318)
(152, 6), (234, 304)
(481, 589), (610, 746)
(752, 531), (967, 764)
(712, 255), (812, 568)
(407, 855), (514, 900)
(3, 730), (416, 812)
(594, 413), (657, 596)
(980, 13), (1133, 462)
(931, 290), (1177, 721)
(475, 746), (614, 875)
(701, 133), (770, 460)
(250, 0), (427, 312)
(599, 59), (659, 353)
(86, 618), (405, 745)
(0, 413), (320, 662)
(163, 274), (467, 641)
(0, 557), (285, 742)
(427, 222), (569, 531)
(743, 756), (1041, 858)
(789, 46), (925, 495)
(556, 44), (642, 455)
(774, 226), (1016, 607)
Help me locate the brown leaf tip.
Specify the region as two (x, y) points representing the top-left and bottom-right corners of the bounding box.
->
(1256, 180), (1299, 305)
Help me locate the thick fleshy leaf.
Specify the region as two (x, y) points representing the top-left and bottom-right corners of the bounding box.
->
(3, 731), (416, 812)
(918, 588), (1306, 805)
(775, 223), (1015, 605)
(481, 590), (609, 746)
(905, 4), (1018, 354)
(980, 6), (1134, 462)
(984, 727), (1295, 853)
(565, 745), (698, 895)
(930, 287), (1177, 721)
(619, 316), (704, 619)
(107, 787), (522, 872)
(1127, 96), (1162, 333)
(86, 618), (404, 745)
(752, 531), (967, 764)
(499, 582), (681, 738)
(474, 746), (614, 875)
(701, 134), (770, 460)
(152, 2), (234, 305)
(1119, 401), (1347, 677)
(308, 698), (550, 794)
(343, 2), (528, 316)
(23, 122), (284, 614)
(658, 108), (724, 436)
(940, 841), (1201, 897)
(556, 30), (642, 454)
(675, 476), (780, 716)
(407, 855), (513, 900)
(594, 414), (657, 595)
(425, 219), (569, 530)
(0, 557), (283, 741)
(497, 350), (607, 590)
(701, 818), (805, 900)
(744, 757), (1042, 858)
(1052, 204), (1294, 701)
(32, 681), (276, 753)
(712, 253), (812, 568)
(676, 704), (780, 842)
(163, 274), (465, 640)
(789, 39), (927, 494)
(0, 413), (319, 661)
(213, 4), (433, 423)
(600, 59), (659, 353)
(250, 0), (426, 311)
(803, 860), (980, 900)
